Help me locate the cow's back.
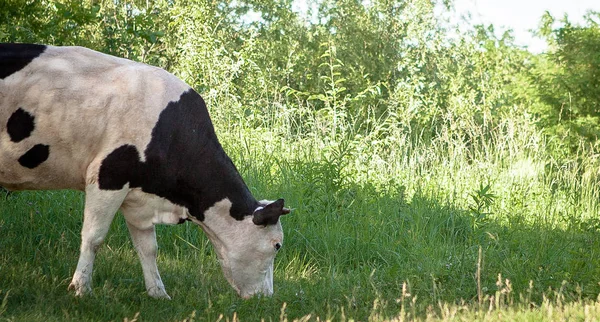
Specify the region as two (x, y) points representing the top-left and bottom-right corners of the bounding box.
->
(0, 44), (189, 191)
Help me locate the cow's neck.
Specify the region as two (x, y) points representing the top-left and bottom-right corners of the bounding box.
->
(192, 148), (258, 221)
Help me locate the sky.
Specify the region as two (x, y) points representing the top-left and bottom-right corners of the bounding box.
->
(451, 0), (600, 52)
(288, 0), (600, 53)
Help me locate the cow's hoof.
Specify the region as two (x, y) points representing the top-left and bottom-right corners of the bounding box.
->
(68, 280), (92, 297)
(148, 287), (171, 300)
(148, 286), (171, 300)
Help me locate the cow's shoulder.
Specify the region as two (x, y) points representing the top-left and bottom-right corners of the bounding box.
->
(97, 89), (217, 212)
(98, 87), (256, 220)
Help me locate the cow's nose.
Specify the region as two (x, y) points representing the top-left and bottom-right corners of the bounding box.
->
(240, 284), (273, 299)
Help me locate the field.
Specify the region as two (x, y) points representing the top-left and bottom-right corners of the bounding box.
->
(1, 115), (600, 321)
(2, 1), (600, 321)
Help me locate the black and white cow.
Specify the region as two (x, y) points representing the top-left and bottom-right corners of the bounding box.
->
(0, 43), (290, 299)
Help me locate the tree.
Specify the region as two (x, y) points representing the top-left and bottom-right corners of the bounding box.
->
(531, 11), (600, 145)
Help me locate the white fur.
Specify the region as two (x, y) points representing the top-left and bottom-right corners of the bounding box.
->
(191, 199), (283, 298)
(120, 189), (190, 299)
(68, 183), (129, 296)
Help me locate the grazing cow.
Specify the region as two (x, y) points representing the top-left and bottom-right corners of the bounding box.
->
(0, 43), (290, 299)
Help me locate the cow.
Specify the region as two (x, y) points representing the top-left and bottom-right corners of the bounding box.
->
(0, 43), (290, 299)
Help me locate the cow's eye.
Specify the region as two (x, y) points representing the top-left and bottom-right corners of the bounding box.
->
(274, 243), (282, 251)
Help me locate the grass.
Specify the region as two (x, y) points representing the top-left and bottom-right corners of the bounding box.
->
(1, 109), (600, 321)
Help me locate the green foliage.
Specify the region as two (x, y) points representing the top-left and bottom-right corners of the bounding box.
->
(468, 183), (496, 230)
(0, 290), (8, 317)
(528, 11), (600, 149)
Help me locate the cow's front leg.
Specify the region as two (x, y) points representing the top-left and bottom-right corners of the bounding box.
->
(68, 184), (128, 296)
(125, 221), (171, 299)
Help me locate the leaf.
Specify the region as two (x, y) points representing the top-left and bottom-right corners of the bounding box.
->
(308, 94), (327, 101)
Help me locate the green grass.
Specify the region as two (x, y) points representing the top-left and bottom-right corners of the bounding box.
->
(2, 113), (600, 321)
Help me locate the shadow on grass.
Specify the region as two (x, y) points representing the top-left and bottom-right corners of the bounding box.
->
(255, 158), (600, 319)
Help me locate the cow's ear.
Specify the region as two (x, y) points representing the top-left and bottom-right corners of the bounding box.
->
(253, 199), (289, 226)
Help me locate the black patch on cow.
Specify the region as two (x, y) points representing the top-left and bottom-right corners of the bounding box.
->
(97, 145), (140, 190)
(7, 108), (35, 142)
(0, 43), (46, 79)
(98, 89), (258, 221)
(18, 144), (49, 169)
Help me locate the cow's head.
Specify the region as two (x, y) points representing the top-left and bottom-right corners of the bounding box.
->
(195, 198), (289, 298)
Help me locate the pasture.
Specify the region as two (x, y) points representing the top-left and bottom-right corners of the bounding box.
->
(1, 119), (600, 321)
(2, 0), (600, 320)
